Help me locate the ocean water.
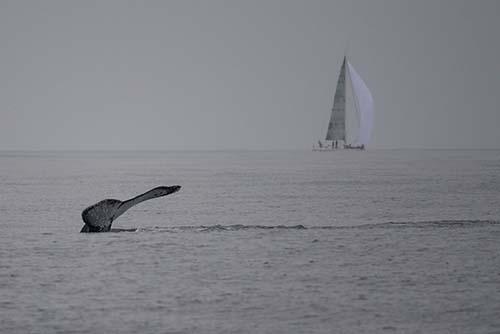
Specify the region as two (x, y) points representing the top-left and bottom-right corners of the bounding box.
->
(1, 149), (500, 333)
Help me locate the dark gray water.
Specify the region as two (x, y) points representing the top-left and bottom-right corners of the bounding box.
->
(1, 150), (500, 333)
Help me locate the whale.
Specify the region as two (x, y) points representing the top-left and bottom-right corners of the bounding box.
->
(80, 185), (181, 233)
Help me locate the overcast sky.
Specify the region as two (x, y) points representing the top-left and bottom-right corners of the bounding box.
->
(1, 0), (499, 150)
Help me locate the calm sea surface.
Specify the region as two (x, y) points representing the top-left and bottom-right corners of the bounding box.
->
(1, 150), (500, 333)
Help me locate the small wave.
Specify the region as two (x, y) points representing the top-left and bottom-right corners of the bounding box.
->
(353, 219), (500, 229)
(200, 224), (307, 232)
(132, 220), (500, 233)
(143, 224), (307, 233)
(109, 228), (138, 233)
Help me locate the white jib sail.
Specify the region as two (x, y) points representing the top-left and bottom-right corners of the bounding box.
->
(347, 62), (374, 146)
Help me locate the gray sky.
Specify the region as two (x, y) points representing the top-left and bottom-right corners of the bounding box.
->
(1, 0), (499, 150)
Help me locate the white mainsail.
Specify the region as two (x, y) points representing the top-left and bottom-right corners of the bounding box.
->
(347, 61), (374, 146)
(325, 57), (346, 141)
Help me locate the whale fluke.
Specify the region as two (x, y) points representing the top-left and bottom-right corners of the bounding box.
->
(80, 185), (181, 233)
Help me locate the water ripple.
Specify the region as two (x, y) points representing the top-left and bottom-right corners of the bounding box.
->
(126, 220), (500, 233)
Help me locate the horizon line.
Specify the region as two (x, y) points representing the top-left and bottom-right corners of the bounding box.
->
(1, 147), (499, 153)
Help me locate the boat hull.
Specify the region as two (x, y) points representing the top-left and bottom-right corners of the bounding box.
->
(312, 144), (365, 151)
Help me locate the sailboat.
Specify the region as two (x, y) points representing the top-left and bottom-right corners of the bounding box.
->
(313, 56), (374, 151)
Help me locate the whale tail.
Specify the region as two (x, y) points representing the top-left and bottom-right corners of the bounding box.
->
(80, 185), (181, 233)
